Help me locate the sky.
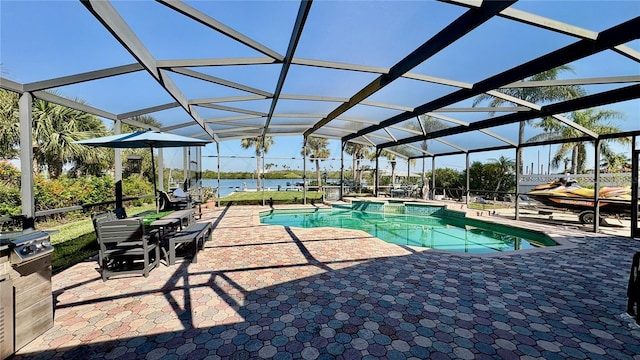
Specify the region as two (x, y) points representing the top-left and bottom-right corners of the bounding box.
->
(1, 1), (639, 176)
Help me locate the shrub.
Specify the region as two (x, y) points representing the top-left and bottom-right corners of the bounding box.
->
(0, 182), (20, 216)
(201, 186), (217, 202)
(123, 175), (154, 205)
(0, 162), (157, 224)
(0, 161), (20, 217)
(0, 160), (20, 186)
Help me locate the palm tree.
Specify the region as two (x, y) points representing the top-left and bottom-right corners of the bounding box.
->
(600, 153), (631, 173)
(302, 136), (330, 190)
(121, 115), (162, 133)
(0, 90), (111, 177)
(401, 115), (448, 189)
(562, 157), (571, 173)
(473, 66), (586, 170)
(31, 94), (110, 178)
(265, 163), (276, 173)
(240, 136), (274, 190)
(487, 155), (515, 194)
(0, 90), (20, 159)
(379, 150), (397, 187)
(529, 109), (628, 174)
(344, 142), (372, 192)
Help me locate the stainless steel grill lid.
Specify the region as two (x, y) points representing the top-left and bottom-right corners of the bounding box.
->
(1, 230), (54, 264)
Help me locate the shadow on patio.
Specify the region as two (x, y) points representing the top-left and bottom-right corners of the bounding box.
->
(14, 205), (640, 359)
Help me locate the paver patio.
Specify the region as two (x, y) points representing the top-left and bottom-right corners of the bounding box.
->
(14, 205), (640, 359)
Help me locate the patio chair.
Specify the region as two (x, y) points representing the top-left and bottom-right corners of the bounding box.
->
(158, 190), (191, 211)
(94, 218), (160, 281)
(91, 211), (116, 266)
(113, 207), (128, 219)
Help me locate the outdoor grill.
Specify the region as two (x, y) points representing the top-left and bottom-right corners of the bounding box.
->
(0, 230), (54, 359)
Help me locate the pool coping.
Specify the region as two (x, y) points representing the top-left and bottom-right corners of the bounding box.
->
(253, 203), (591, 258)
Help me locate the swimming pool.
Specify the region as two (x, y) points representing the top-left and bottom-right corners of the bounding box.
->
(260, 206), (556, 254)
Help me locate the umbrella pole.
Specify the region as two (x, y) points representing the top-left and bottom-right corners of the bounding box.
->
(150, 145), (159, 213)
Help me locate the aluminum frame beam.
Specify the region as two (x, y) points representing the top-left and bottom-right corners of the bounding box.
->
(198, 103), (267, 117)
(435, 106), (530, 113)
(169, 67), (273, 97)
(261, 0), (313, 139)
(405, 143), (433, 156)
(381, 83), (640, 149)
(504, 75), (640, 88)
(117, 102), (180, 120)
(345, 17), (640, 142)
(23, 63), (144, 92)
(292, 57), (472, 89)
(0, 78), (24, 92)
(190, 95), (267, 104)
(407, 131), (640, 161)
(156, 0), (284, 61)
(120, 118), (161, 131)
(81, 0), (219, 142)
(434, 138), (467, 152)
(204, 115), (264, 124)
(410, 122), (516, 149)
(33, 90), (117, 120)
(449, 0), (640, 62)
(486, 90), (599, 138)
(157, 58), (277, 68)
(305, 1), (515, 137)
(294, 57), (639, 89)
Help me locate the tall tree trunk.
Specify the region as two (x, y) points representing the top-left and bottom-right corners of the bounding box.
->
(315, 159), (321, 190)
(32, 159), (39, 175)
(373, 169), (377, 192)
(421, 157), (426, 185)
(494, 179), (502, 194)
(256, 149), (261, 190)
(50, 161), (63, 179)
(391, 161), (396, 187)
(517, 122), (524, 173)
(356, 158), (362, 192)
(352, 157), (357, 182)
(571, 146), (579, 175)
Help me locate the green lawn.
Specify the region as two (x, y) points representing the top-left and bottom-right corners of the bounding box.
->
(220, 190), (322, 205)
(44, 204), (155, 272)
(45, 192), (323, 272)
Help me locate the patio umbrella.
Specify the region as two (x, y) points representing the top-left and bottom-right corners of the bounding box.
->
(75, 130), (210, 212)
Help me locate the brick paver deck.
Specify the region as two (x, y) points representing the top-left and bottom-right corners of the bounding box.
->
(14, 205), (640, 359)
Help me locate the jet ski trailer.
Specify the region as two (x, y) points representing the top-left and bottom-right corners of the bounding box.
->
(527, 179), (632, 225)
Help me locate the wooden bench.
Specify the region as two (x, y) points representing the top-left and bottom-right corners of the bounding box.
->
(167, 221), (212, 265)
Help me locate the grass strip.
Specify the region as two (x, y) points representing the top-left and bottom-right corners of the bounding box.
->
(220, 190), (322, 204)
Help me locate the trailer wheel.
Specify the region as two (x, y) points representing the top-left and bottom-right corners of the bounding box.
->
(578, 210), (604, 225)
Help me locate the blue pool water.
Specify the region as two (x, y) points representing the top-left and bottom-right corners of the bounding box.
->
(260, 208), (555, 254)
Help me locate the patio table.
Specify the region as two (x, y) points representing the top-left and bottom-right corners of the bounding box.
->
(149, 218), (181, 238)
(391, 188), (407, 198)
(140, 210), (175, 227)
(149, 217), (182, 265)
(160, 209), (195, 229)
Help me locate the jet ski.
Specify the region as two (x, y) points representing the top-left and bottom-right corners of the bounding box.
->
(527, 178), (632, 223)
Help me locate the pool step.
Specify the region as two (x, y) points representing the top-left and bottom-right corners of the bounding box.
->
(385, 204), (406, 214)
